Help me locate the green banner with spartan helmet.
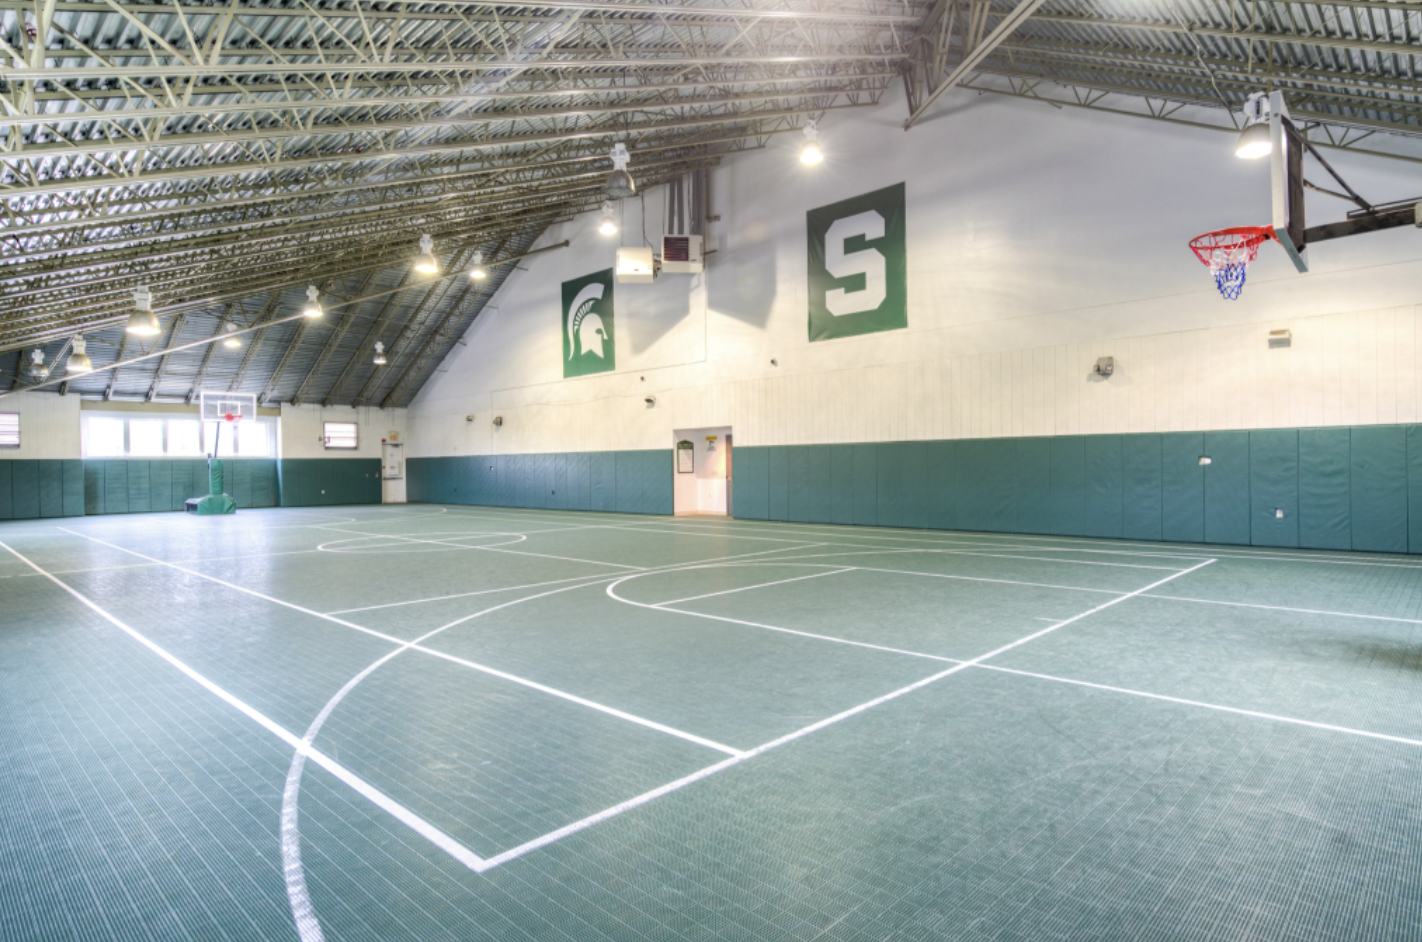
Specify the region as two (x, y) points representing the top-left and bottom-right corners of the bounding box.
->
(562, 268), (616, 378)
(806, 182), (907, 342)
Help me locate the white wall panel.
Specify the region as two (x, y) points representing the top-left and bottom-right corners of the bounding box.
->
(1, 392), (82, 458)
(409, 84), (1422, 455)
(280, 403), (407, 459)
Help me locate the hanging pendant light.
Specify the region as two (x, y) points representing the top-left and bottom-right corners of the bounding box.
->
(223, 322), (242, 348)
(413, 233), (439, 275)
(302, 285), (323, 318)
(800, 121), (823, 165)
(29, 348), (50, 380)
(605, 143), (636, 199)
(66, 336), (93, 374)
(1235, 91), (1273, 159)
(468, 251), (488, 280)
(373, 341), (388, 366)
(598, 200), (619, 236)
(125, 285), (160, 335)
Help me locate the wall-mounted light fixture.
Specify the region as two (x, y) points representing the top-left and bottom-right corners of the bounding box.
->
(1268, 329), (1292, 348)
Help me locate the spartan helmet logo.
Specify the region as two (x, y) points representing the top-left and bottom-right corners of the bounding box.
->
(567, 283), (608, 360)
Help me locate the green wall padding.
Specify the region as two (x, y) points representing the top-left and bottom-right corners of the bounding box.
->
(273, 458), (376, 509)
(1204, 431), (1250, 545)
(128, 461), (152, 512)
(0, 462), (12, 519)
(852, 444), (877, 526)
(766, 447), (789, 521)
(149, 461), (173, 512)
(1351, 426), (1408, 553)
(805, 445), (832, 524)
(733, 447), (767, 519)
(1250, 429), (1299, 548)
(1121, 435), (1162, 541)
(1409, 427), (1422, 555)
(1049, 437), (1085, 536)
(38, 460), (64, 518)
(786, 446), (809, 523)
(829, 445), (854, 525)
(1082, 435), (1124, 539)
(876, 441), (904, 529)
(1161, 433), (1204, 544)
(957, 440), (1015, 533)
(11, 461), (39, 519)
(924, 441), (954, 531)
(1016, 438), (1051, 535)
(398, 425), (1422, 552)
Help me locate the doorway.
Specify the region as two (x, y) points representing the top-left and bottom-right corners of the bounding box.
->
(673, 427), (732, 516)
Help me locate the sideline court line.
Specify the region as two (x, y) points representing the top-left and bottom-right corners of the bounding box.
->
(974, 664), (1422, 749)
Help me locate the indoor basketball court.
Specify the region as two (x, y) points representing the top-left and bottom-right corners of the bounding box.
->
(2, 2), (1421, 940)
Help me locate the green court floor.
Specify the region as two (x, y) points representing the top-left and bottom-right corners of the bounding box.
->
(2, 505), (1420, 941)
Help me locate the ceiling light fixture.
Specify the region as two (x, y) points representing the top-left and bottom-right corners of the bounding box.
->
(800, 121), (823, 165)
(1236, 92), (1272, 159)
(598, 200), (619, 236)
(223, 322), (242, 348)
(605, 143), (636, 199)
(413, 233), (439, 275)
(373, 341), (388, 365)
(469, 251), (488, 280)
(66, 336), (93, 374)
(302, 285), (323, 318)
(125, 285), (160, 336)
(29, 349), (49, 380)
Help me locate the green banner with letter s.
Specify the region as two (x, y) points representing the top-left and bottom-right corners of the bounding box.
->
(562, 268), (616, 378)
(806, 182), (907, 342)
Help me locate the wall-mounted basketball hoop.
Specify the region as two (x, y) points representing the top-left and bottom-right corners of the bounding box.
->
(1189, 226), (1277, 300)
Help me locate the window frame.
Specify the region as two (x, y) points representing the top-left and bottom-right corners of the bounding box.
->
(0, 412), (18, 449)
(323, 421), (359, 451)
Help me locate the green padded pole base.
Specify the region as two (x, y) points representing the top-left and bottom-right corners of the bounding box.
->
(208, 458), (224, 497)
(195, 494), (237, 515)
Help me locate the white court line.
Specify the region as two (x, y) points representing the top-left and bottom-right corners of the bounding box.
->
(56, 529), (744, 756)
(493, 556), (1217, 871)
(1143, 593), (1422, 626)
(973, 664), (1422, 750)
(310, 523), (646, 570)
(645, 514), (1422, 570)
(740, 551), (1128, 595)
(655, 567), (854, 607)
(601, 522), (1189, 571)
(0, 538), (489, 874)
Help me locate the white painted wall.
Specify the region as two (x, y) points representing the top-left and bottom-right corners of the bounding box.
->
(0, 392), (82, 458)
(673, 427), (732, 514)
(409, 85), (1422, 455)
(279, 403), (408, 459)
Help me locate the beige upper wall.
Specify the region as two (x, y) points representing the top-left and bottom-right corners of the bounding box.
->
(404, 85), (1422, 455)
(279, 403), (408, 459)
(0, 392), (82, 458)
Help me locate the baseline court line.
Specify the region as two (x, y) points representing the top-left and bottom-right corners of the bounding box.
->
(974, 664), (1422, 749)
(0, 538), (489, 876)
(498, 557), (1217, 870)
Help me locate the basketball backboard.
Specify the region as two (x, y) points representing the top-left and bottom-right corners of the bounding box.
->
(198, 390), (257, 423)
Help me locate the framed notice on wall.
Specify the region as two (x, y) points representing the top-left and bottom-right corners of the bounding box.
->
(676, 440), (694, 473)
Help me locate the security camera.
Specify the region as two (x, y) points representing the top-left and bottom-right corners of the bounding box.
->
(644, 395), (657, 407)
(466, 414), (475, 422)
(492, 416), (503, 427)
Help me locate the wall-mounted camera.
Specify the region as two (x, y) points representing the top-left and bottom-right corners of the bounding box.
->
(492, 416), (503, 427)
(644, 395), (657, 408)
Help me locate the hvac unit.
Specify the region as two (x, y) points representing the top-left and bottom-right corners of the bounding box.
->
(660, 234), (703, 274)
(615, 246), (657, 284)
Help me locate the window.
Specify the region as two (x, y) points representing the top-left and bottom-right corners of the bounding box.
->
(0, 413), (17, 448)
(83, 414), (276, 458)
(129, 419), (165, 457)
(324, 421), (358, 450)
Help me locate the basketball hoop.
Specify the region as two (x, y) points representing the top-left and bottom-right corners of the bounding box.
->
(1190, 226), (1276, 300)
